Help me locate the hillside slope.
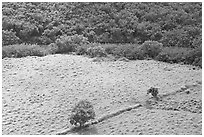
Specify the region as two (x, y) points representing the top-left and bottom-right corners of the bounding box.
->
(2, 54), (202, 135)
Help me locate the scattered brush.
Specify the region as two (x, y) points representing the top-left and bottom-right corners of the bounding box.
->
(86, 46), (107, 58)
(69, 100), (96, 128)
(2, 44), (50, 58)
(147, 87), (159, 98)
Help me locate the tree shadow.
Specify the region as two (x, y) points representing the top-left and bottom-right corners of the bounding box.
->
(144, 100), (154, 109)
(71, 125), (98, 135)
(143, 96), (161, 109)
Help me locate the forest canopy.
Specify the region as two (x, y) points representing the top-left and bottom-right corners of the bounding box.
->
(2, 2), (202, 48)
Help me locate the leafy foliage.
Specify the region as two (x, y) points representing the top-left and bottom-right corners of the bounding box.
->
(44, 43), (59, 54)
(155, 47), (191, 63)
(2, 30), (21, 46)
(184, 46), (202, 67)
(2, 44), (49, 58)
(147, 87), (159, 97)
(87, 45), (107, 58)
(55, 34), (89, 53)
(155, 46), (202, 67)
(111, 44), (136, 58)
(139, 41), (163, 58)
(2, 2), (202, 67)
(126, 47), (146, 60)
(2, 2), (201, 47)
(69, 100), (96, 127)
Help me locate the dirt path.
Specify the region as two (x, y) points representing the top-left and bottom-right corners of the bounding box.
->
(2, 54), (202, 135)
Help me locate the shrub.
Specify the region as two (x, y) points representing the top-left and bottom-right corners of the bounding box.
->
(156, 47), (191, 63)
(55, 34), (89, 54)
(43, 43), (59, 54)
(87, 46), (107, 58)
(2, 30), (21, 46)
(126, 47), (146, 60)
(75, 44), (94, 55)
(193, 57), (202, 68)
(184, 46), (202, 67)
(100, 44), (118, 54)
(2, 44), (48, 58)
(75, 46), (88, 55)
(111, 44), (136, 58)
(69, 100), (96, 127)
(147, 87), (159, 98)
(36, 36), (53, 45)
(139, 41), (163, 59)
(155, 52), (171, 62)
(192, 36), (202, 48)
(160, 29), (191, 48)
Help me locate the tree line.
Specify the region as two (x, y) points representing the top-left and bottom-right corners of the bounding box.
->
(2, 2), (202, 48)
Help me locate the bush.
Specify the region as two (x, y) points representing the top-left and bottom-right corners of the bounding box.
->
(156, 47), (191, 63)
(36, 36), (53, 45)
(43, 43), (59, 54)
(193, 57), (202, 68)
(2, 44), (49, 58)
(126, 47), (146, 60)
(160, 29), (191, 48)
(184, 46), (202, 67)
(75, 44), (94, 55)
(139, 41), (163, 58)
(87, 46), (107, 58)
(192, 36), (202, 48)
(111, 44), (136, 58)
(69, 100), (96, 127)
(2, 30), (21, 46)
(155, 52), (171, 62)
(100, 44), (118, 54)
(75, 46), (88, 55)
(55, 34), (89, 54)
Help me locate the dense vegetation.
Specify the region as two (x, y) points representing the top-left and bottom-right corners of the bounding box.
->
(2, 2), (202, 67)
(70, 100), (95, 127)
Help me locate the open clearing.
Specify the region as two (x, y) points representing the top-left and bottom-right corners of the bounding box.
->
(2, 54), (202, 135)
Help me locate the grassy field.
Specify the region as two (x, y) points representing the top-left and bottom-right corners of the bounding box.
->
(2, 54), (202, 135)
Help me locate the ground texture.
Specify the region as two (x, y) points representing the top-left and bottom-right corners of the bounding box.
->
(2, 54), (202, 135)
